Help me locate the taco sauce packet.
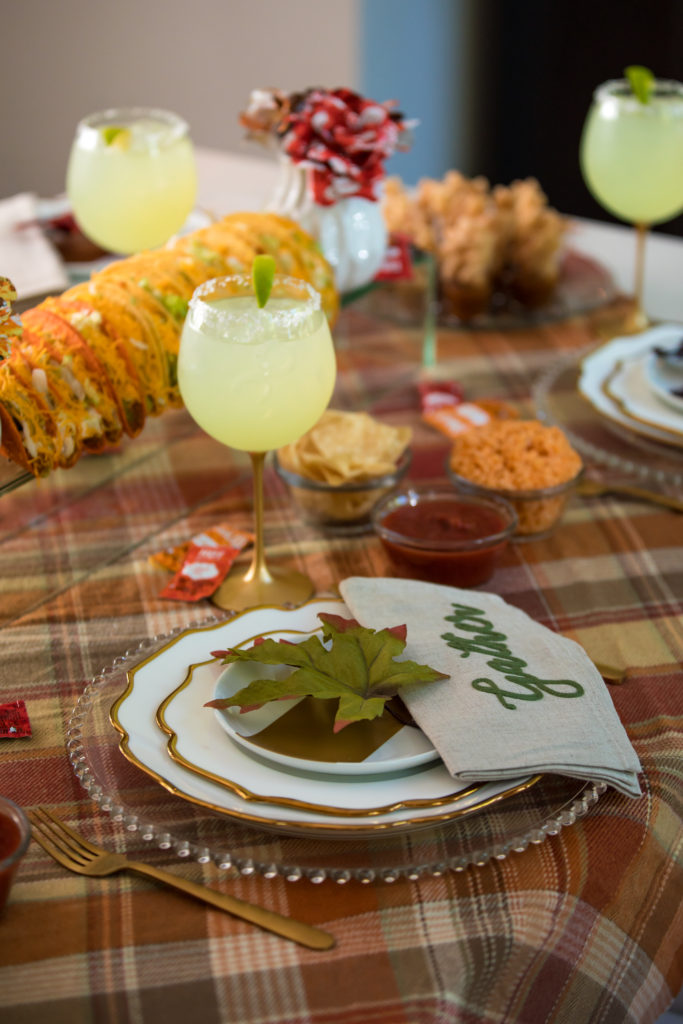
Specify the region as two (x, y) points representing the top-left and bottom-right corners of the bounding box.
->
(160, 543), (247, 602)
(151, 523), (253, 574)
(419, 380), (517, 440)
(0, 700), (32, 739)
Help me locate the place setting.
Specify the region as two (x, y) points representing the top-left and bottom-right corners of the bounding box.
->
(66, 562), (643, 883)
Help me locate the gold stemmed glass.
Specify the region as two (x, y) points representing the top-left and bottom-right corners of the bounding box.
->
(579, 73), (683, 322)
(177, 273), (336, 611)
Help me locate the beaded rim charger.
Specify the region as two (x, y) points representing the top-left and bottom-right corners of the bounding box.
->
(66, 619), (605, 884)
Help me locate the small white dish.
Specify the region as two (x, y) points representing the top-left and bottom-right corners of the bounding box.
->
(606, 355), (683, 440)
(212, 630), (437, 777)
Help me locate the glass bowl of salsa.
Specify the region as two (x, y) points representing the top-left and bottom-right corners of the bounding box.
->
(0, 795), (31, 916)
(372, 485), (517, 587)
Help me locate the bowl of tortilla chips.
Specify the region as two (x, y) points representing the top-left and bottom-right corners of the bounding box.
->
(275, 410), (412, 533)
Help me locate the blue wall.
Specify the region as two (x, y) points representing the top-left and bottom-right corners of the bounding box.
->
(359, 0), (468, 184)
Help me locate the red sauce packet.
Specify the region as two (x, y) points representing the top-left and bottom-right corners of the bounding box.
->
(419, 381), (517, 440)
(0, 701), (31, 739)
(160, 544), (244, 602)
(374, 233), (414, 281)
(150, 524), (253, 574)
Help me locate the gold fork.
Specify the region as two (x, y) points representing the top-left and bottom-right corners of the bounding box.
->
(29, 807), (334, 951)
(577, 478), (683, 513)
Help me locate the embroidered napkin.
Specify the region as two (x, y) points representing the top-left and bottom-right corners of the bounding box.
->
(0, 193), (68, 300)
(339, 577), (642, 797)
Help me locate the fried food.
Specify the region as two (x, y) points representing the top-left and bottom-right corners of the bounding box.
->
(383, 173), (569, 319)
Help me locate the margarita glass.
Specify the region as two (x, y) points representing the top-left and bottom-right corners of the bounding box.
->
(66, 107), (197, 254)
(178, 274), (336, 610)
(580, 77), (683, 316)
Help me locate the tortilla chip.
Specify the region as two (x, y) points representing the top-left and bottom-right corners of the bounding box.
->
(278, 410), (412, 486)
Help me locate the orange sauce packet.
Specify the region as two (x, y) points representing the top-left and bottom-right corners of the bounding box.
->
(419, 381), (517, 440)
(150, 523), (253, 574)
(160, 544), (245, 602)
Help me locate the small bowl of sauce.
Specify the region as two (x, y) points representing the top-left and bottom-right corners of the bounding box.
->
(372, 485), (517, 587)
(0, 796), (31, 915)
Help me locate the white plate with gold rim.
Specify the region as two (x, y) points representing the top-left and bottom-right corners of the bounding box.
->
(578, 324), (683, 450)
(645, 348), (683, 416)
(111, 598), (537, 837)
(605, 356), (683, 441)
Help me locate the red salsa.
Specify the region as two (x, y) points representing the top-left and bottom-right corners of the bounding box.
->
(378, 496), (511, 587)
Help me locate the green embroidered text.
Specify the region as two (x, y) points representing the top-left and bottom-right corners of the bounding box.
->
(441, 603), (585, 710)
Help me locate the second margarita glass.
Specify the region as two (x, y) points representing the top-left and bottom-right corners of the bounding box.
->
(66, 106), (197, 254)
(580, 75), (683, 318)
(178, 273), (336, 611)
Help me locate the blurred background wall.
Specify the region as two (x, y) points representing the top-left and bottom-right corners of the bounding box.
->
(2, 0), (360, 197)
(4, 0), (683, 233)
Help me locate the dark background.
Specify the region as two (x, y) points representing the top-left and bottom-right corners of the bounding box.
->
(468, 0), (683, 235)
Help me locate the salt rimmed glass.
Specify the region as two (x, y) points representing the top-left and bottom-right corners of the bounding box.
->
(66, 624), (605, 884)
(66, 106), (197, 254)
(178, 274), (336, 612)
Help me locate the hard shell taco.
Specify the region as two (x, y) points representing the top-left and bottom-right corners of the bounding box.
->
(20, 307), (124, 454)
(42, 296), (146, 438)
(96, 274), (182, 406)
(65, 279), (168, 416)
(0, 352), (61, 474)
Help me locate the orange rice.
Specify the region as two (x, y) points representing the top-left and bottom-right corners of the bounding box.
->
(449, 419), (582, 491)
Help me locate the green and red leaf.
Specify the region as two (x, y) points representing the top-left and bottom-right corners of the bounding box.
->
(206, 614), (448, 730)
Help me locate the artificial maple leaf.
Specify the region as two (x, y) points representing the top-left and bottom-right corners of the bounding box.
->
(206, 612), (449, 732)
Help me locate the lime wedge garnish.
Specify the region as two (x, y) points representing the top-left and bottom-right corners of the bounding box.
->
(252, 254), (276, 308)
(625, 65), (655, 104)
(101, 125), (131, 147)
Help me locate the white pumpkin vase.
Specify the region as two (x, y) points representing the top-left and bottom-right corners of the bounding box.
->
(267, 158), (387, 294)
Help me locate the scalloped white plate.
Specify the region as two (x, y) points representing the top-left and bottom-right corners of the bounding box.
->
(111, 598), (536, 837)
(578, 324), (683, 449)
(211, 629), (438, 777)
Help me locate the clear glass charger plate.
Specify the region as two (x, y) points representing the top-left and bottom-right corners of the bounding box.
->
(67, 617), (606, 883)
(534, 347), (683, 488)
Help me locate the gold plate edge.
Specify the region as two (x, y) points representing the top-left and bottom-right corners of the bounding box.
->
(106, 600), (543, 834)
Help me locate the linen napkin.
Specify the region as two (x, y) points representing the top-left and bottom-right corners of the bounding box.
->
(339, 577), (642, 797)
(0, 193), (68, 300)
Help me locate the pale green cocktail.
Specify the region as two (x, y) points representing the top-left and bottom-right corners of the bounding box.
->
(579, 76), (683, 315)
(580, 79), (683, 225)
(67, 107), (197, 254)
(179, 295), (335, 452)
(178, 273), (336, 610)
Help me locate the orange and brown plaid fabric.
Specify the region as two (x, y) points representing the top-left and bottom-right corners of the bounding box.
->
(0, 298), (681, 1024)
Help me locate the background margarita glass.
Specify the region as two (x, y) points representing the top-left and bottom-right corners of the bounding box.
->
(66, 106), (197, 254)
(178, 271), (336, 611)
(580, 71), (683, 320)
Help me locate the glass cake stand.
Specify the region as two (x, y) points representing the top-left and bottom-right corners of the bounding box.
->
(66, 622), (605, 884)
(351, 248), (617, 331)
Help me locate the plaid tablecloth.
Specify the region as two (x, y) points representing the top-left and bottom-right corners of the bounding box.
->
(0, 296), (681, 1024)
